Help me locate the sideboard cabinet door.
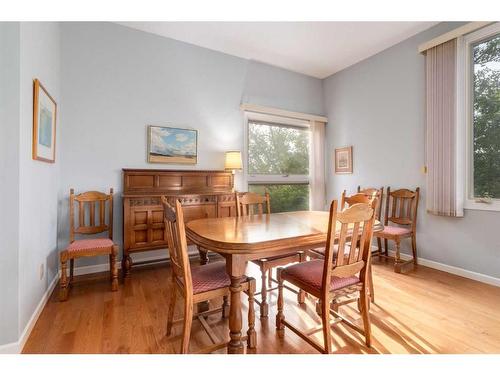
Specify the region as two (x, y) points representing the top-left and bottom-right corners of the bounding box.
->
(124, 197), (167, 252)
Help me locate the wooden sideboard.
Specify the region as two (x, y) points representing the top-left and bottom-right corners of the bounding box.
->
(122, 169), (237, 276)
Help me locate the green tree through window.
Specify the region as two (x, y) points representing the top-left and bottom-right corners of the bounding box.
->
(248, 184), (309, 213)
(248, 122), (309, 175)
(247, 121), (310, 212)
(472, 34), (500, 198)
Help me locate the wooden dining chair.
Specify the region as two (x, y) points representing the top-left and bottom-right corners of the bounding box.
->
(276, 200), (377, 353)
(357, 186), (384, 219)
(309, 191), (376, 260)
(59, 188), (118, 301)
(341, 190), (377, 210)
(162, 197), (256, 354)
(309, 191), (377, 302)
(358, 186), (384, 256)
(236, 192), (306, 318)
(374, 187), (420, 273)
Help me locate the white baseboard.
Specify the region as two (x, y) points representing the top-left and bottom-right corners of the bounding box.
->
(384, 249), (500, 287)
(72, 247), (206, 277)
(0, 341), (19, 354)
(72, 252), (169, 276)
(0, 273), (58, 354)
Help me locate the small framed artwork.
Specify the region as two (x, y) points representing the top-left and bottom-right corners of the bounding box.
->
(32, 79), (57, 163)
(335, 146), (353, 174)
(148, 125), (198, 164)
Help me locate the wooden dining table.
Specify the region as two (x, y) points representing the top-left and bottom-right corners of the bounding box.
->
(185, 210), (382, 354)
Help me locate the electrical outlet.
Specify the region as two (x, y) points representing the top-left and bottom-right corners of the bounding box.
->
(39, 263), (44, 280)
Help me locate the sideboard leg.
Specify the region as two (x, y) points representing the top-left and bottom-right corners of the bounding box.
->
(122, 254), (132, 278)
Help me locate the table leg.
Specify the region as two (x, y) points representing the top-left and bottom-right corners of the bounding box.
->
(226, 255), (246, 354)
(197, 246), (209, 266)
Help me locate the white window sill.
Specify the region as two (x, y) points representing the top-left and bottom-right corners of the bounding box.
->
(464, 200), (500, 212)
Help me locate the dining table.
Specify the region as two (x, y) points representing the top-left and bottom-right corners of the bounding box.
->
(185, 210), (382, 354)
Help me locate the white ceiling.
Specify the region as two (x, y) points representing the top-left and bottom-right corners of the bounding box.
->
(118, 22), (438, 79)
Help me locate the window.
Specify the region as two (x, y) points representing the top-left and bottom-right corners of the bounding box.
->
(245, 118), (311, 212)
(462, 23), (500, 210)
(471, 33), (500, 199)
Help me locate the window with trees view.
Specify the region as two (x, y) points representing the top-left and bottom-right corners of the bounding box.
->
(247, 120), (310, 212)
(471, 32), (500, 199)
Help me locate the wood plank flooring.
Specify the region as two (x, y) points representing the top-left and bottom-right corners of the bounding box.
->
(22, 257), (500, 354)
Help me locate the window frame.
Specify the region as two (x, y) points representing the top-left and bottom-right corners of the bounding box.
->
(243, 111), (312, 210)
(459, 22), (500, 211)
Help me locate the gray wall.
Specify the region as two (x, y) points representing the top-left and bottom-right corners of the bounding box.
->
(242, 60), (325, 115)
(0, 22), (20, 346)
(18, 22), (61, 333)
(0, 22), (60, 347)
(323, 22), (500, 278)
(59, 22), (324, 267)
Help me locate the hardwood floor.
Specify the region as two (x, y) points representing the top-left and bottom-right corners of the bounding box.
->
(23, 256), (500, 354)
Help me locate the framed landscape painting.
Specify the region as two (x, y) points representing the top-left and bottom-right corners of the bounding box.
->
(33, 79), (57, 163)
(148, 125), (198, 164)
(335, 146), (353, 174)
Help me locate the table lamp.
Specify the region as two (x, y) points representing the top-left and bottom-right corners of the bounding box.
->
(224, 151), (242, 175)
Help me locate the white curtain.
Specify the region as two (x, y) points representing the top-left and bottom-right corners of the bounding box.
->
(425, 38), (463, 217)
(310, 121), (326, 211)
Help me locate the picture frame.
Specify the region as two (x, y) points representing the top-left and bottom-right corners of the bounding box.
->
(335, 146), (353, 174)
(32, 79), (57, 163)
(147, 125), (198, 164)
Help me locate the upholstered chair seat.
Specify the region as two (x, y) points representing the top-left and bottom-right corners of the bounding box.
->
(66, 238), (114, 253)
(282, 259), (360, 292)
(309, 244), (339, 258)
(188, 262), (231, 294)
(378, 225), (412, 236)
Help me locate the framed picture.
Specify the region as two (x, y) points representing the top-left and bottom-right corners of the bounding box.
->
(32, 79), (57, 163)
(335, 146), (353, 174)
(148, 125), (198, 164)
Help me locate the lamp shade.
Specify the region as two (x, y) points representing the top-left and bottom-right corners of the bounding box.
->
(224, 151), (242, 170)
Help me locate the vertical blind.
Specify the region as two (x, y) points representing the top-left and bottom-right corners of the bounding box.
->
(310, 120), (326, 211)
(425, 38), (463, 217)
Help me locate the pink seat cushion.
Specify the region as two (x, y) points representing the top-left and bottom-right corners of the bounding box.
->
(310, 244), (341, 257)
(253, 252), (301, 263)
(379, 226), (412, 236)
(66, 238), (114, 253)
(191, 262), (231, 295)
(282, 259), (360, 291)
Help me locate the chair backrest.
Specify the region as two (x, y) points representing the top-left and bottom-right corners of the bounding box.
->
(384, 187), (420, 231)
(322, 200), (377, 293)
(236, 192), (271, 216)
(340, 191), (375, 211)
(357, 186), (384, 220)
(161, 197), (192, 294)
(69, 188), (114, 242)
